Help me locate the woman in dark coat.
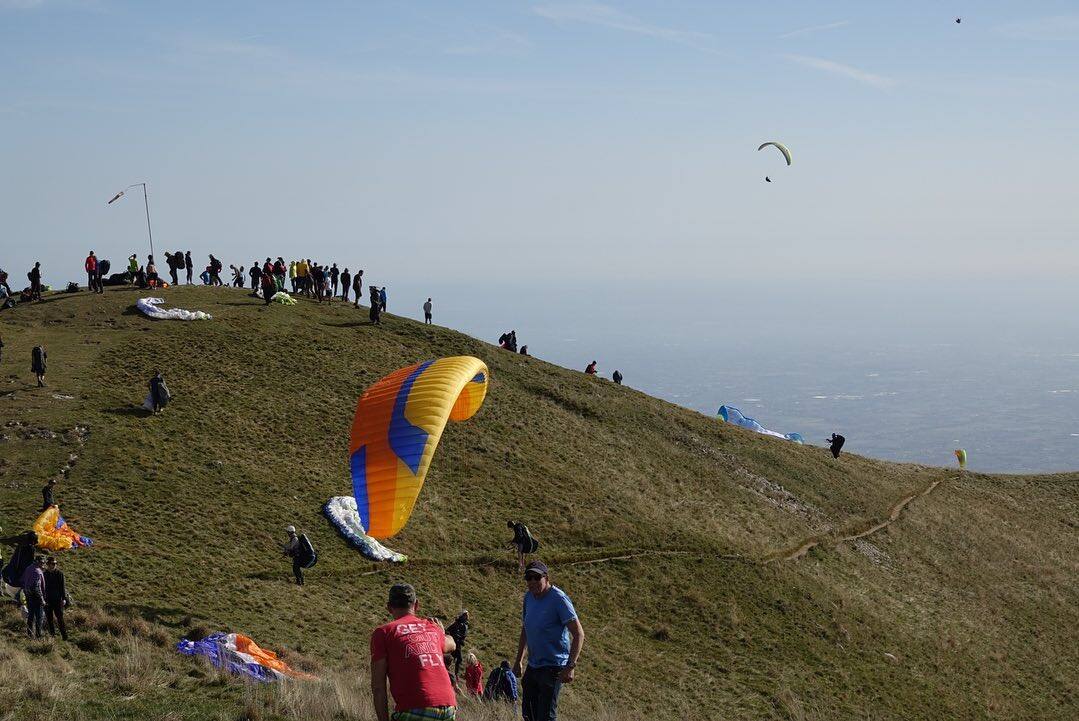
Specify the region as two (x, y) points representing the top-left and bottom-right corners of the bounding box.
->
(149, 371), (171, 414)
(31, 346), (47, 387)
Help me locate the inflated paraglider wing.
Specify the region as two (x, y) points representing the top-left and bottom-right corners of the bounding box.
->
(757, 141), (792, 166)
(954, 449), (967, 469)
(349, 356), (489, 539)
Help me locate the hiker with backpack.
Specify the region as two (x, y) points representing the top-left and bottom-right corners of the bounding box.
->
(483, 660), (519, 709)
(508, 521), (539, 572)
(445, 610), (470, 682)
(283, 526), (316, 585)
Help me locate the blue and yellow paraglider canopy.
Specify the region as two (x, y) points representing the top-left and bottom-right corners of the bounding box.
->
(348, 356), (489, 539)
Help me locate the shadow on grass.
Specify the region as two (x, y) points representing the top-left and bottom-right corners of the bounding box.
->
(103, 406), (151, 417)
(322, 321), (379, 328)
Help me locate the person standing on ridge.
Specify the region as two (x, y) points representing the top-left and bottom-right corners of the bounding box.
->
(423, 298), (433, 325)
(584, 361), (597, 376)
(185, 251), (194, 284)
(43, 556), (70, 641)
(369, 286), (382, 325)
(329, 263), (340, 298)
(513, 561), (584, 721)
(274, 258), (286, 291)
(42, 478), (57, 511)
(28, 262), (42, 301)
(612, 370), (623, 385)
(353, 270), (364, 308)
(166, 252), (180, 286)
(379, 286), (387, 312)
(261, 270), (276, 305)
(249, 261), (262, 292)
(85, 251), (98, 293)
(31, 344), (47, 387)
(370, 583), (458, 721)
(340, 268), (351, 303)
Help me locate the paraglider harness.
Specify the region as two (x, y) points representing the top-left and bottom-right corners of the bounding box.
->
(296, 533), (317, 569)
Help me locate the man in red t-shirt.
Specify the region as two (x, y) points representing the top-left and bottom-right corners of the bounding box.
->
(371, 583), (458, 721)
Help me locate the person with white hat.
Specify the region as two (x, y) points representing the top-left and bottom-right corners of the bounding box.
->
(282, 526), (317, 586)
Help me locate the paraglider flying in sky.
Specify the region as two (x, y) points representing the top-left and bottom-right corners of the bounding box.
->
(758, 141), (790, 183)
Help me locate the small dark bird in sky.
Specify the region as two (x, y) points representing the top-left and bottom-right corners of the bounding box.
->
(956, 18), (961, 24)
(765, 176), (771, 183)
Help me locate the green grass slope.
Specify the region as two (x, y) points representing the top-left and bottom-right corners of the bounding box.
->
(1, 286), (1076, 720)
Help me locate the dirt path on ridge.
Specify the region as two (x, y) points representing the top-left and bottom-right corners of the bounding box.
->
(764, 475), (947, 563)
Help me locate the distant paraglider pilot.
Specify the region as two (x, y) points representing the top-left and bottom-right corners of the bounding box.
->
(827, 433), (845, 459)
(42, 478), (57, 511)
(508, 520), (539, 572)
(612, 370), (623, 385)
(584, 361), (597, 376)
(31, 345), (47, 387)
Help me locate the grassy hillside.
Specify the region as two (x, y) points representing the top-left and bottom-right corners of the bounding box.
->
(1, 286), (1076, 720)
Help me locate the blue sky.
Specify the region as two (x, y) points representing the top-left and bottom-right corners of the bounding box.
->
(3, 1), (1078, 288)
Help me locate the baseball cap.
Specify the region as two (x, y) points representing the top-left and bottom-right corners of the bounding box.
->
(524, 561), (549, 577)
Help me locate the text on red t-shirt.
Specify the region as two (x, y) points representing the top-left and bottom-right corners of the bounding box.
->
(370, 615), (456, 712)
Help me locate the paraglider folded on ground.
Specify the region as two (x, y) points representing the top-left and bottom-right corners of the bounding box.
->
(33, 506), (92, 551)
(718, 405), (803, 443)
(323, 496), (407, 563)
(177, 632), (317, 682)
(136, 297), (212, 321)
(270, 291), (297, 305)
(347, 356), (489, 540)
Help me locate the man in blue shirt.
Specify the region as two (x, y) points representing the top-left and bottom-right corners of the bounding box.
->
(513, 561), (584, 721)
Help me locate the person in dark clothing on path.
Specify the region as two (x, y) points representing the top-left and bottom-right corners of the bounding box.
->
(369, 286), (382, 324)
(42, 479), (56, 511)
(185, 251), (194, 284)
(379, 286), (387, 312)
(612, 370), (623, 385)
(513, 561), (584, 721)
(149, 371), (171, 414)
(827, 433), (845, 459)
(329, 263), (340, 298)
(29, 262), (42, 301)
(31, 345), (47, 387)
(340, 268), (351, 302)
(520, 345), (529, 356)
(21, 556), (46, 638)
(483, 660), (519, 707)
(43, 556), (70, 640)
(424, 298), (433, 324)
(352, 270), (363, 308)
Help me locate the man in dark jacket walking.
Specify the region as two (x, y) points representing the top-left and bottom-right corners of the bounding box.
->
(31, 345), (47, 386)
(44, 556), (70, 640)
(185, 251), (194, 284)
